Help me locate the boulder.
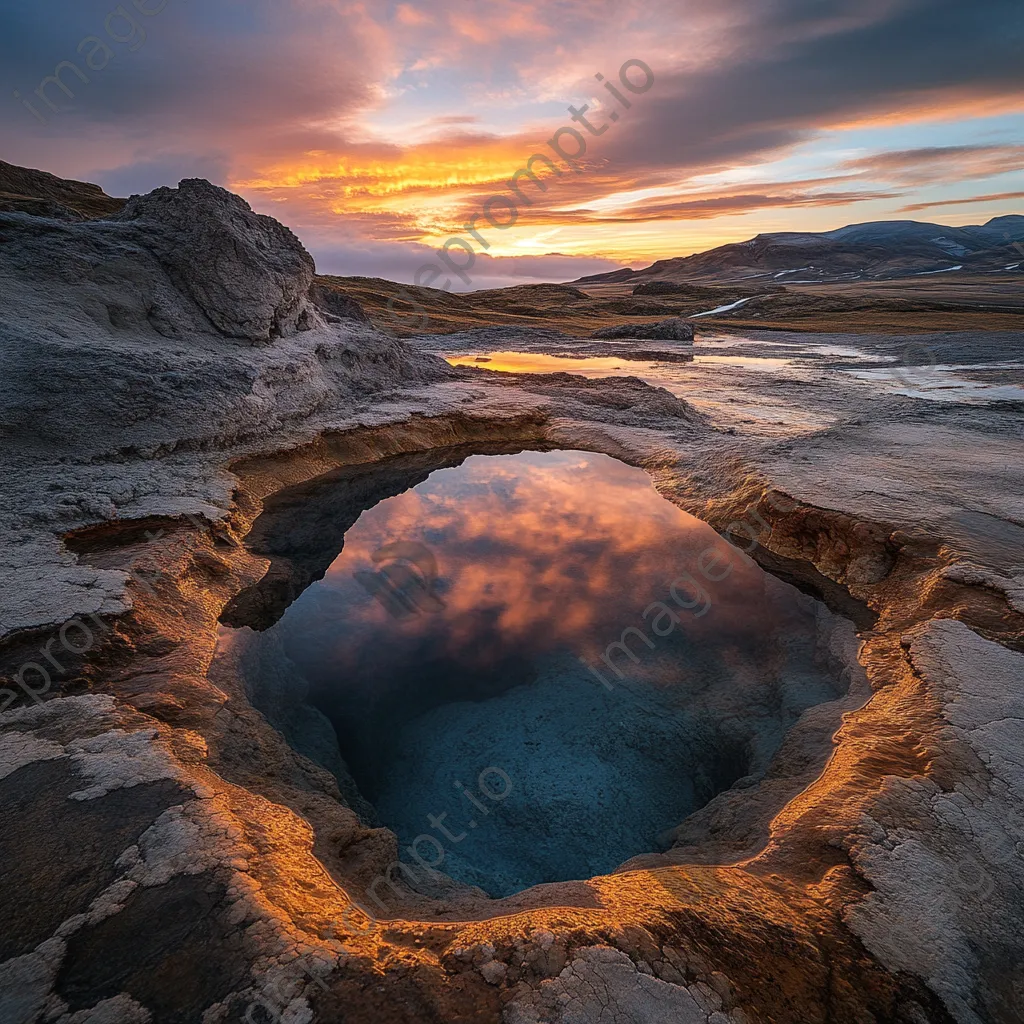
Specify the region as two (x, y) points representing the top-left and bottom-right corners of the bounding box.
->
(115, 179), (317, 343)
(632, 280), (683, 296)
(592, 316), (695, 342)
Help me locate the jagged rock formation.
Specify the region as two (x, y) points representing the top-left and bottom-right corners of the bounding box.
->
(1, 177), (326, 348)
(113, 180), (318, 342)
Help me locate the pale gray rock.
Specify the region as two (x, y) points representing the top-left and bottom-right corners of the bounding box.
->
(844, 620), (1024, 1024)
(113, 179), (317, 343)
(503, 945), (729, 1024)
(57, 994), (153, 1023)
(0, 943), (59, 1024)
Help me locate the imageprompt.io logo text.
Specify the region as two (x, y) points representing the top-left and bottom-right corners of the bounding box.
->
(354, 541), (447, 619)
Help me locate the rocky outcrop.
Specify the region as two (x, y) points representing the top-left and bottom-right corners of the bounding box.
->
(114, 179), (318, 343)
(0, 174), (451, 639)
(505, 372), (707, 428)
(633, 280), (685, 296)
(0, 177), (325, 349)
(1, 170), (329, 344)
(592, 316), (695, 342)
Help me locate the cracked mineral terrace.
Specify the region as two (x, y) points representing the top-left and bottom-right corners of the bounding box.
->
(1, 173), (1023, 1024)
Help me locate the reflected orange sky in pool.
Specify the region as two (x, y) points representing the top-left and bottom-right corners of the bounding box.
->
(445, 350), (795, 380)
(447, 352), (638, 376)
(296, 450), (787, 672)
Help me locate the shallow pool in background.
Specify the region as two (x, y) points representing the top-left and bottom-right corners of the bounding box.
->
(445, 348), (794, 378)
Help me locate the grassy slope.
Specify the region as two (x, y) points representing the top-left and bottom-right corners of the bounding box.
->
(316, 277), (774, 337)
(318, 274), (1024, 336)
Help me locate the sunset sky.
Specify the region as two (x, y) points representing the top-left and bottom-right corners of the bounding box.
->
(3, 0), (1023, 286)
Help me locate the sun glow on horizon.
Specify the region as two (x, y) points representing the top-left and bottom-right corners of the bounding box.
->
(229, 104), (1024, 266)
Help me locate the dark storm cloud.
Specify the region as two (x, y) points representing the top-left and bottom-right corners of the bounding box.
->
(6, 0), (1020, 165)
(0, 0), (375, 140)
(601, 0), (1024, 172)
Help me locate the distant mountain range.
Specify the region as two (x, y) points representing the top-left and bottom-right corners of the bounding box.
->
(575, 216), (1024, 287)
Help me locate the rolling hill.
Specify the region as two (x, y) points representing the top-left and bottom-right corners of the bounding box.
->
(576, 216), (1024, 286)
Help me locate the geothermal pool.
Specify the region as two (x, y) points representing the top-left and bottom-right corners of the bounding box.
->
(228, 449), (856, 897)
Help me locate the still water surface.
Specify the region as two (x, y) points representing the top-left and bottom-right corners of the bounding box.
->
(258, 450), (848, 895)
